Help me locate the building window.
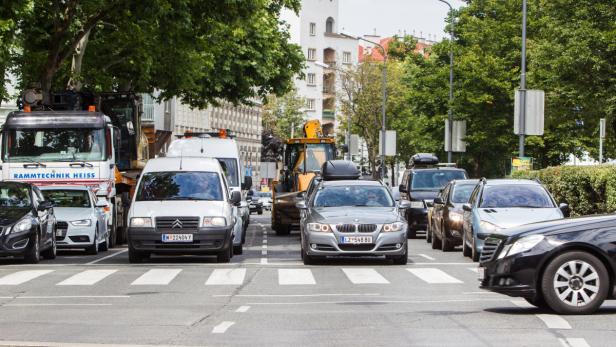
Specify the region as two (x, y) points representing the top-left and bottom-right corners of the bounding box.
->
(306, 99), (316, 110)
(343, 51), (351, 64)
(309, 23), (316, 36)
(307, 48), (316, 61)
(326, 17), (334, 34)
(307, 73), (316, 86)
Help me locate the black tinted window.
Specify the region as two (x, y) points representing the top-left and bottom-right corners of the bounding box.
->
(411, 170), (467, 190)
(480, 185), (555, 208)
(0, 185), (31, 207)
(136, 172), (223, 201)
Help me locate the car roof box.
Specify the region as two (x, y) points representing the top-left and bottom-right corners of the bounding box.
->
(409, 153), (439, 167)
(321, 160), (360, 180)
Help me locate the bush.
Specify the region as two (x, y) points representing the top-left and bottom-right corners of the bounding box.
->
(511, 165), (616, 216)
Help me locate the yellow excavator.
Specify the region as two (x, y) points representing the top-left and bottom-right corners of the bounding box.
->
(271, 120), (336, 235)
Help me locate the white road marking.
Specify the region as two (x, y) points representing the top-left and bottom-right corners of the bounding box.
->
(246, 298), (509, 305)
(57, 270), (117, 286)
(213, 293), (380, 297)
(536, 314), (572, 330)
(85, 249), (128, 265)
(0, 340), (196, 347)
(131, 269), (182, 285)
(342, 268), (389, 284)
(407, 268), (463, 284)
(16, 295), (129, 299)
(559, 338), (590, 347)
(278, 269), (316, 285)
(0, 270), (54, 285)
(260, 258), (268, 264)
(467, 267), (479, 273)
(235, 305), (251, 313)
(417, 254), (436, 261)
(212, 321), (235, 334)
(262, 239), (268, 244)
(205, 269), (246, 285)
(261, 250), (267, 255)
(5, 303), (112, 307)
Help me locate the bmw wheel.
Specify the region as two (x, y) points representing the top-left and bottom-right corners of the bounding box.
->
(542, 251), (609, 315)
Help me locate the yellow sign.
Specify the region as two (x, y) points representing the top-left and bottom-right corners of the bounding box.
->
(512, 157), (532, 172)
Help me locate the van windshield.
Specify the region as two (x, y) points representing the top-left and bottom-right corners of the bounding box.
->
(136, 172), (223, 201)
(217, 158), (239, 187)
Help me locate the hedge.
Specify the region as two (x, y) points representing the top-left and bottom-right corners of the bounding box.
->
(511, 165), (616, 217)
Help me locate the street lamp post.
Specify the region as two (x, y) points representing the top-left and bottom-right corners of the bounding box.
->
(519, 0), (528, 157)
(438, 0), (455, 163)
(340, 32), (388, 181)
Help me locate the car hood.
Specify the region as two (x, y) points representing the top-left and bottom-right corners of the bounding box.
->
(491, 214), (616, 239)
(0, 208), (31, 226)
(478, 208), (563, 229)
(53, 207), (94, 222)
(310, 207), (401, 224)
(409, 190), (439, 202)
(131, 201), (225, 218)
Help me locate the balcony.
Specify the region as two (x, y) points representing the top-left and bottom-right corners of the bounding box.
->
(322, 109), (335, 121)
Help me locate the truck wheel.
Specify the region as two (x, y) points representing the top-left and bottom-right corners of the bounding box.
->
(25, 232), (40, 264)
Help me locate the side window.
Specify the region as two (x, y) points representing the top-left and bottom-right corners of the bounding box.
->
(469, 184), (482, 206)
(441, 185), (450, 202)
(33, 187), (44, 206)
(220, 172), (230, 200)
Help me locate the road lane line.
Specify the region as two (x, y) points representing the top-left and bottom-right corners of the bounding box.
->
(260, 258), (268, 264)
(131, 269), (182, 285)
(418, 254), (436, 261)
(57, 270), (117, 286)
(263, 239), (268, 244)
(536, 314), (572, 329)
(85, 249), (128, 265)
(235, 305), (251, 312)
(16, 295), (129, 299)
(467, 267), (479, 273)
(212, 321), (235, 334)
(342, 268), (389, 284)
(5, 303), (112, 307)
(0, 270), (54, 285)
(205, 269), (246, 285)
(262, 245), (267, 249)
(261, 250), (267, 255)
(278, 269), (316, 285)
(559, 338), (590, 347)
(407, 268), (463, 284)
(213, 293), (380, 297)
(246, 298), (509, 305)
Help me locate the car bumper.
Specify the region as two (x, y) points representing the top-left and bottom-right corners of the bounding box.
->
(479, 251), (545, 299)
(56, 225), (96, 248)
(128, 226), (233, 255)
(304, 230), (407, 256)
(0, 229), (34, 257)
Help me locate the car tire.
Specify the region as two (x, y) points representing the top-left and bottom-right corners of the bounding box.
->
(86, 227), (99, 255)
(441, 223), (454, 252)
(217, 239), (232, 263)
(524, 295), (549, 309)
(42, 235), (57, 260)
(128, 246), (144, 263)
(425, 224), (432, 243)
(462, 230), (471, 258)
(99, 228), (109, 252)
(541, 251), (609, 315)
(301, 245), (316, 265)
(431, 227), (441, 249)
(471, 235), (479, 262)
(258, 209), (263, 215)
(25, 232), (40, 264)
(233, 244), (243, 255)
(392, 243), (408, 265)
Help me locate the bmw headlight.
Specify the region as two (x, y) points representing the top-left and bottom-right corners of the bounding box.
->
(504, 235), (545, 258)
(70, 219), (92, 227)
(409, 201), (424, 208)
(203, 217), (226, 227)
(307, 223), (331, 232)
(383, 222), (405, 232)
(10, 218), (32, 234)
(130, 217), (153, 227)
(479, 221), (501, 233)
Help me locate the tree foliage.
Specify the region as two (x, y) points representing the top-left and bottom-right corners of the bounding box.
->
(261, 88), (305, 140)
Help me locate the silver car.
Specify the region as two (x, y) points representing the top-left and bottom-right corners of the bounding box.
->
(297, 180), (411, 265)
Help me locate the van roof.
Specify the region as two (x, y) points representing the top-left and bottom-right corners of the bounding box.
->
(167, 137), (239, 159)
(143, 157), (222, 173)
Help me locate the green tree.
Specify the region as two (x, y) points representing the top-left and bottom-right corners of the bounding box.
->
(0, 1), (29, 107)
(261, 89), (305, 140)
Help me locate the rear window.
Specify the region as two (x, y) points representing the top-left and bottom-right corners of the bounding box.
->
(480, 184), (555, 208)
(136, 171), (223, 201)
(411, 170), (467, 190)
(42, 189), (91, 208)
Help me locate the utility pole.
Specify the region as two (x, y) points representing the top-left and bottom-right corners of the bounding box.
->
(519, 0), (528, 157)
(438, 0), (455, 163)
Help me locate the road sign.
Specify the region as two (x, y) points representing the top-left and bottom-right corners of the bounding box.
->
(514, 89), (544, 135)
(350, 134), (360, 156)
(444, 120), (467, 152)
(511, 157), (533, 172)
(378, 130), (397, 156)
(600, 118), (606, 138)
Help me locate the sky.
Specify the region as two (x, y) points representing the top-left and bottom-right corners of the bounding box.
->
(339, 0), (466, 41)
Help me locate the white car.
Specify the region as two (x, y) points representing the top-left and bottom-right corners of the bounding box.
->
(40, 186), (110, 254)
(256, 192), (272, 210)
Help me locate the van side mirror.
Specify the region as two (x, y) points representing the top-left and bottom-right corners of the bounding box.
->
(462, 203), (472, 212)
(398, 184), (407, 193)
(230, 191), (242, 206)
(242, 176), (253, 190)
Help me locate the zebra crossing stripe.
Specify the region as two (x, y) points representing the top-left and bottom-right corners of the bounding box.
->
(342, 268), (389, 284)
(57, 270), (117, 286)
(278, 269), (316, 285)
(131, 269), (182, 285)
(407, 268), (463, 284)
(205, 269), (246, 285)
(0, 270), (54, 285)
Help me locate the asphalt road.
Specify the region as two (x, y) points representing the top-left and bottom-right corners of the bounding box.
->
(0, 213), (615, 347)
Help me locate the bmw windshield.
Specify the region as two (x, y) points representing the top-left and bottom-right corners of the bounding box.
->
(313, 185), (394, 208)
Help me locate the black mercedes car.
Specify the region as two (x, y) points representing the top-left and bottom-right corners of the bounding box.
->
(479, 214), (616, 314)
(0, 181), (57, 263)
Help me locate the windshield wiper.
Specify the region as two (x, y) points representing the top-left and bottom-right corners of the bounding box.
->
(166, 196), (210, 201)
(69, 160), (94, 168)
(22, 158), (47, 168)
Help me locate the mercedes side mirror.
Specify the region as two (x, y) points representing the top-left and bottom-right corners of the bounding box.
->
(434, 197), (444, 205)
(559, 203), (571, 217)
(230, 191), (242, 206)
(295, 201), (307, 210)
(462, 203), (472, 212)
(398, 200), (411, 209)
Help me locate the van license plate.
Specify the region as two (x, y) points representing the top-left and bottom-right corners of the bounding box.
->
(162, 234), (193, 243)
(340, 236), (372, 244)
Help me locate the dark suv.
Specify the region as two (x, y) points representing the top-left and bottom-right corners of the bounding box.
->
(399, 154), (468, 238)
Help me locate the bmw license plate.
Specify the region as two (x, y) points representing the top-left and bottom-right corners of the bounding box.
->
(340, 236), (373, 244)
(162, 234), (193, 243)
(477, 267), (486, 281)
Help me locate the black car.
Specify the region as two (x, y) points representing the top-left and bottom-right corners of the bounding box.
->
(479, 214), (616, 314)
(399, 154), (468, 238)
(0, 181), (57, 263)
(247, 190), (263, 215)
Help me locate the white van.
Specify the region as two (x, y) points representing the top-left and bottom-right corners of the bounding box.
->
(167, 134), (251, 254)
(127, 157), (241, 263)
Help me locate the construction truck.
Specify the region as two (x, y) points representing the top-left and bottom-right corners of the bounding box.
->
(271, 120), (336, 235)
(1, 89), (150, 246)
